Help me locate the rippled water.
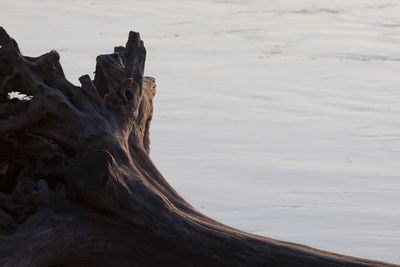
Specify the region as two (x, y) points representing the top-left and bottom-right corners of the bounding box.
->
(2, 0), (400, 263)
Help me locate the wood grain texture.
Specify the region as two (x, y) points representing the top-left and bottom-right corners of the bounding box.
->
(0, 27), (397, 267)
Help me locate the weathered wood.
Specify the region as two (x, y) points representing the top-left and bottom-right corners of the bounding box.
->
(0, 27), (397, 266)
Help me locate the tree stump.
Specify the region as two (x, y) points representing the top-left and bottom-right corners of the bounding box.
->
(0, 27), (396, 266)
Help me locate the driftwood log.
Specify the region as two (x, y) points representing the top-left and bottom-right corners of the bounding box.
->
(0, 27), (397, 267)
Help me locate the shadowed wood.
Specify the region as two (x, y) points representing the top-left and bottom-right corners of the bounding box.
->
(0, 27), (397, 267)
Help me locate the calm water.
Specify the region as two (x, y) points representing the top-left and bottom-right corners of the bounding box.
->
(2, 0), (400, 263)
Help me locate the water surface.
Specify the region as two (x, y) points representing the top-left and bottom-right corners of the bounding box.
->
(2, 0), (400, 263)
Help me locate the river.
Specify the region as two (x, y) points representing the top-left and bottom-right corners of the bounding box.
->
(2, 0), (399, 263)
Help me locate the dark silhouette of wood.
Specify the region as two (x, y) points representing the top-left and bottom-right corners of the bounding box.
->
(0, 27), (397, 267)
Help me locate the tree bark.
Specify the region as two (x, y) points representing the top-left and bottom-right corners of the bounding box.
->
(0, 27), (397, 267)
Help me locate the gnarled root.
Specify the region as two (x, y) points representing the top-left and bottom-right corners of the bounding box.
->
(0, 27), (396, 267)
